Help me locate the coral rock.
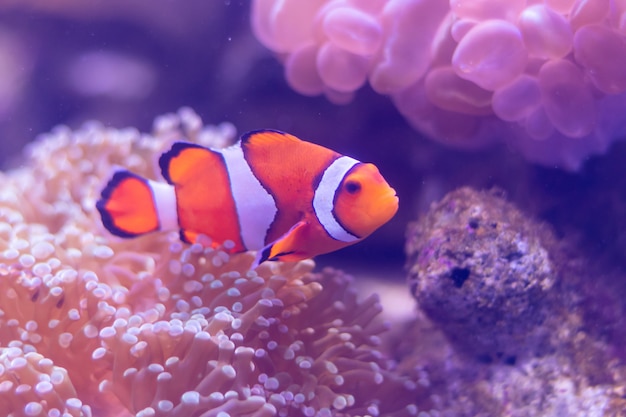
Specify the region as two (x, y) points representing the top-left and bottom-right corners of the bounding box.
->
(405, 187), (559, 360)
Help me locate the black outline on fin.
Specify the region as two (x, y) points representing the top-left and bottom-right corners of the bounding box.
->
(179, 229), (193, 244)
(240, 129), (288, 145)
(259, 245), (273, 264)
(159, 141), (207, 184)
(96, 170), (149, 238)
(251, 245), (297, 269)
(269, 250), (295, 261)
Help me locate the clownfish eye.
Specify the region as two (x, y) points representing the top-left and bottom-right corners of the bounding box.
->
(344, 180), (361, 194)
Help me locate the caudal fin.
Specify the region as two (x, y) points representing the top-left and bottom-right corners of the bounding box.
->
(96, 171), (166, 238)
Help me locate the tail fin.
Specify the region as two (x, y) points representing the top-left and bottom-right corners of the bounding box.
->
(96, 171), (174, 238)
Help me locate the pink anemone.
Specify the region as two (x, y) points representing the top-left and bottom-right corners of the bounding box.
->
(0, 109), (417, 416)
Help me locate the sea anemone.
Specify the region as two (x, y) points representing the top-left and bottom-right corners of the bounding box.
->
(251, 0), (626, 170)
(0, 109), (416, 416)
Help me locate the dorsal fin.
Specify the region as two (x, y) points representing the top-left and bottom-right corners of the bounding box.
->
(159, 142), (215, 185)
(240, 129), (302, 150)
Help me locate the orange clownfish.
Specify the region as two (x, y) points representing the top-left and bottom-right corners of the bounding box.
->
(96, 130), (398, 267)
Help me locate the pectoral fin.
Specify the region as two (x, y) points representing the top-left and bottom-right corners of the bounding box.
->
(251, 221), (310, 268)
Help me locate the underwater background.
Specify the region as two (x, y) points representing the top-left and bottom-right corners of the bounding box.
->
(0, 1), (626, 416)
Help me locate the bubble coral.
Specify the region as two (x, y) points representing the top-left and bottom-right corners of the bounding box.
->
(251, 0), (626, 169)
(0, 109), (416, 416)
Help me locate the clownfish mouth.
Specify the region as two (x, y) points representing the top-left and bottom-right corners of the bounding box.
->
(384, 187), (398, 203)
(376, 188), (399, 222)
(383, 193), (399, 207)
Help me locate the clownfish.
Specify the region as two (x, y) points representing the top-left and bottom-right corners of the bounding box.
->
(96, 130), (398, 267)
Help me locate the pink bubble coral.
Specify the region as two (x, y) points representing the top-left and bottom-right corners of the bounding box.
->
(251, 0), (626, 170)
(0, 109), (416, 416)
